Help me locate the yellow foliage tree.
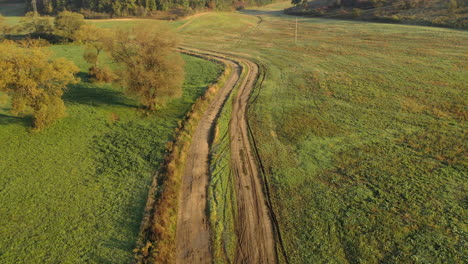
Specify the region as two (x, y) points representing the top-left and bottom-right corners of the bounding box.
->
(74, 24), (116, 82)
(74, 24), (113, 67)
(0, 41), (79, 130)
(54, 11), (85, 41)
(20, 11), (54, 36)
(106, 24), (185, 111)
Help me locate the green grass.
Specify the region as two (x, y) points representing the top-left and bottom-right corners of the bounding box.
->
(0, 44), (222, 263)
(176, 3), (468, 263)
(0, 2), (466, 263)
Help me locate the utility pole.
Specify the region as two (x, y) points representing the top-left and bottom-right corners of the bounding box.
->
(295, 17), (298, 45)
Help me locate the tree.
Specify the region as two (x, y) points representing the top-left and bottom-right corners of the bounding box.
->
(106, 24), (185, 111)
(54, 11), (85, 41)
(74, 24), (116, 82)
(74, 24), (112, 67)
(0, 41), (79, 130)
(20, 11), (54, 36)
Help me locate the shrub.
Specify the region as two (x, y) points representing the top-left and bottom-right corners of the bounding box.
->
(88, 66), (116, 83)
(353, 8), (362, 17)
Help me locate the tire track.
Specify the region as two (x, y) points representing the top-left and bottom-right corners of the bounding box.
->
(175, 49), (240, 264)
(175, 47), (277, 264)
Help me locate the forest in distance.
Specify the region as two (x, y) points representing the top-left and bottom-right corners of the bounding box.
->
(16, 0), (273, 17)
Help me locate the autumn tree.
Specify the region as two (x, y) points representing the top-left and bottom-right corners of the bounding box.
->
(106, 24), (185, 111)
(74, 24), (115, 82)
(0, 41), (79, 130)
(20, 11), (54, 36)
(54, 11), (85, 41)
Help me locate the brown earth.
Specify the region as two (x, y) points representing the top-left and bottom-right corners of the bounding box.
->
(175, 48), (277, 264)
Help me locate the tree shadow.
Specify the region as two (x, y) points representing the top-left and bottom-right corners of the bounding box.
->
(0, 113), (32, 127)
(64, 72), (137, 108)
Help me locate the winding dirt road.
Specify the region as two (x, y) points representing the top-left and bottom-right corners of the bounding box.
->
(175, 48), (277, 264)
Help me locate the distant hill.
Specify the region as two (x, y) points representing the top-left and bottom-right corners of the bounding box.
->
(16, 0), (272, 18)
(285, 0), (468, 29)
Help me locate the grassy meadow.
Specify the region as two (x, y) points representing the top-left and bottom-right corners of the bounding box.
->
(176, 3), (467, 263)
(0, 1), (467, 263)
(0, 41), (222, 263)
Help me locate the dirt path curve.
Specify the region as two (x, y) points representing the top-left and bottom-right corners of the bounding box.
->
(175, 48), (277, 264)
(175, 49), (239, 264)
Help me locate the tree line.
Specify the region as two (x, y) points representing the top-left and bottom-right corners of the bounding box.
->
(25, 0), (273, 16)
(0, 11), (184, 130)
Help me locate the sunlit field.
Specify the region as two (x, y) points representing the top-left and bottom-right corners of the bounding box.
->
(177, 3), (467, 263)
(0, 1), (466, 263)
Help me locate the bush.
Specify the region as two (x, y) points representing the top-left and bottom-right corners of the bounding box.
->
(88, 66), (116, 83)
(353, 8), (362, 17)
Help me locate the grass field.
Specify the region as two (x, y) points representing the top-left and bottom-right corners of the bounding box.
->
(0, 43), (222, 263)
(176, 3), (467, 263)
(1, 1), (467, 263)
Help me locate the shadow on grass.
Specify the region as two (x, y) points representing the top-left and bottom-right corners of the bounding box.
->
(0, 113), (31, 127)
(64, 72), (137, 108)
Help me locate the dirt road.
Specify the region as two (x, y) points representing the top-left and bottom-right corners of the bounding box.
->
(175, 48), (277, 264)
(175, 49), (238, 264)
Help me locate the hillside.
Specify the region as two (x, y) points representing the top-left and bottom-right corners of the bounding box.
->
(285, 0), (468, 28)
